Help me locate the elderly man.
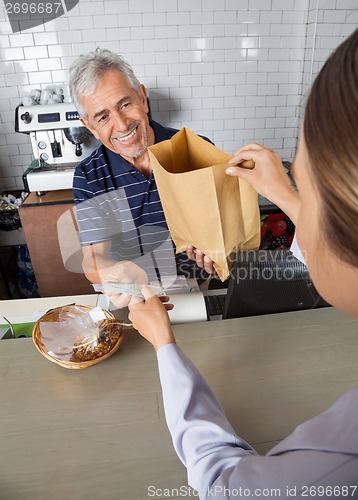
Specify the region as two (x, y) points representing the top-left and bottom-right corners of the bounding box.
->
(69, 48), (214, 300)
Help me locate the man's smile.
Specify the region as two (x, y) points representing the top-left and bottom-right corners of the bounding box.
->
(112, 124), (139, 145)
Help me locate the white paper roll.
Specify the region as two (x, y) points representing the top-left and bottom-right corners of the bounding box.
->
(167, 292), (207, 324)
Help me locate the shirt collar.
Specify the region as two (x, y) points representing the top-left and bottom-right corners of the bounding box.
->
(149, 118), (178, 143)
(105, 119), (178, 173)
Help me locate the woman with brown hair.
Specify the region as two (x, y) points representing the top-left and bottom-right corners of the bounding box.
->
(128, 29), (358, 497)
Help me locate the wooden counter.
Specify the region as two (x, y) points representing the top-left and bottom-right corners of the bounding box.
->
(20, 190), (75, 206)
(1, 307), (358, 499)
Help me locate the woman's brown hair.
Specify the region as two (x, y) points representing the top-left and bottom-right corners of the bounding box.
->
(304, 28), (358, 267)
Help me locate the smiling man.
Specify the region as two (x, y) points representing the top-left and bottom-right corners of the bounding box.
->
(79, 67), (155, 176)
(69, 49), (214, 298)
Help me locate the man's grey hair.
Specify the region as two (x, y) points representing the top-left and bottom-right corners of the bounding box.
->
(69, 48), (141, 118)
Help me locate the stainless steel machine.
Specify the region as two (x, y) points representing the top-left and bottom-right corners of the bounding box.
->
(15, 103), (100, 194)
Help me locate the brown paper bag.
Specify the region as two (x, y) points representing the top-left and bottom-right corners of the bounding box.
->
(148, 128), (260, 281)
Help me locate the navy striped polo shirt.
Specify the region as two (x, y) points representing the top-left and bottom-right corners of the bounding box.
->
(73, 120), (207, 281)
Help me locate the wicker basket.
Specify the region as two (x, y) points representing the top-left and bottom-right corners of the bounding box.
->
(32, 304), (123, 369)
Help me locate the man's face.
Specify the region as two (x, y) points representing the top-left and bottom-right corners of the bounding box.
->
(80, 69), (151, 160)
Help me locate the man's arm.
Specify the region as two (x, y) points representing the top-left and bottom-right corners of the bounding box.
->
(82, 241), (147, 287)
(81, 241), (112, 284)
(81, 242), (148, 308)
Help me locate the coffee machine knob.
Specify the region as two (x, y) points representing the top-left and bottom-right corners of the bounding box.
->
(40, 153), (49, 161)
(21, 112), (32, 124)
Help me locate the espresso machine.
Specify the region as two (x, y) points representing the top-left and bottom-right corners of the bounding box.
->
(15, 103), (100, 194)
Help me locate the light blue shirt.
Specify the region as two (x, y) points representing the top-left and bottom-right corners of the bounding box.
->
(157, 343), (358, 499)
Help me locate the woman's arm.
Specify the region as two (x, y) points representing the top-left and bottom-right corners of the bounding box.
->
(129, 288), (358, 498)
(226, 143), (300, 225)
(157, 343), (257, 492)
(128, 287), (257, 493)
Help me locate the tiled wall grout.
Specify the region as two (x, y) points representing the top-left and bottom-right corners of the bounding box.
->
(0, 0), (356, 190)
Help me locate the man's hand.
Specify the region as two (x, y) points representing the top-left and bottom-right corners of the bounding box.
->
(128, 285), (176, 351)
(98, 260), (148, 309)
(186, 244), (217, 276)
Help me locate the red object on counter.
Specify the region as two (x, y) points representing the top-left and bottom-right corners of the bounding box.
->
(260, 213), (295, 250)
(271, 220), (288, 237)
(267, 213), (286, 222)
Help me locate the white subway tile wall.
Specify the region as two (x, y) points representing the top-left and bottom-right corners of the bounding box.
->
(0, 0), (356, 190)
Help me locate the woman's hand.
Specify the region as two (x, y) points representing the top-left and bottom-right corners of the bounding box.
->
(226, 143), (300, 224)
(128, 285), (176, 351)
